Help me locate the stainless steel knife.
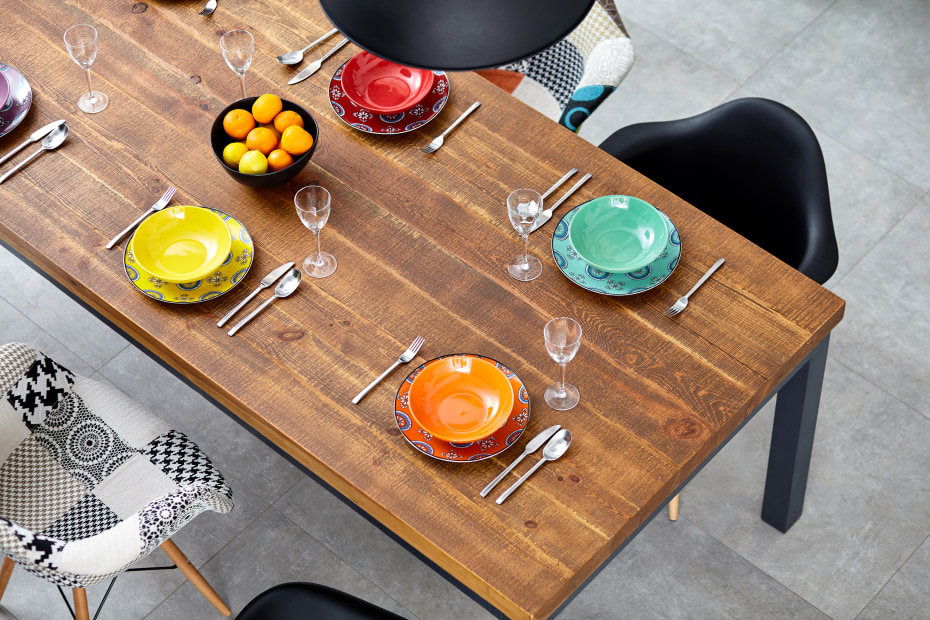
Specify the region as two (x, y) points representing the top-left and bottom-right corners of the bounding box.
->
(530, 173), (592, 233)
(216, 261), (295, 327)
(0, 119), (67, 167)
(480, 424), (562, 497)
(287, 38), (349, 85)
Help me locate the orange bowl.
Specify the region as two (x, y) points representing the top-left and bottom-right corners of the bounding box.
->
(408, 356), (515, 443)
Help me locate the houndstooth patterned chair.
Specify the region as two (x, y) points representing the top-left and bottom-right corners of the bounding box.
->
(0, 342), (234, 619)
(477, 0), (635, 132)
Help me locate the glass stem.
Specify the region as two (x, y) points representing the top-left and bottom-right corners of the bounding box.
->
(559, 363), (567, 396)
(313, 230), (323, 266)
(84, 69), (96, 102)
(521, 233), (530, 269)
(238, 73), (247, 98)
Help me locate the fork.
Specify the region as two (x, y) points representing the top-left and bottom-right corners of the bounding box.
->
(198, 0), (217, 16)
(106, 186), (176, 249)
(420, 101), (481, 154)
(352, 335), (425, 404)
(665, 258), (725, 317)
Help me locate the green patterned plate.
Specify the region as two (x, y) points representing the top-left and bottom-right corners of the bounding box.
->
(551, 203), (681, 296)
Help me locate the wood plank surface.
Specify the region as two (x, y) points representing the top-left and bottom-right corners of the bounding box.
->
(0, 2), (845, 618)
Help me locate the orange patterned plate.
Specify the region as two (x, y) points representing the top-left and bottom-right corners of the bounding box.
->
(395, 354), (530, 463)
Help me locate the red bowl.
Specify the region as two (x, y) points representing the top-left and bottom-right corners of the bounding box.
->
(341, 51), (434, 114)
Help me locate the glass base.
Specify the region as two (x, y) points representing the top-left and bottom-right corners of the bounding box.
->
(78, 91), (108, 114)
(302, 252), (337, 278)
(507, 254), (542, 281)
(544, 382), (580, 411)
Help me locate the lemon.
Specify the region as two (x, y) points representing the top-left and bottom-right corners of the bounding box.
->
(238, 150), (268, 175)
(222, 142), (249, 168)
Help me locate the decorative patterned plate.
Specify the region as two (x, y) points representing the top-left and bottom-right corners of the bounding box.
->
(552, 203), (681, 296)
(395, 354), (530, 463)
(329, 61), (449, 135)
(123, 208), (253, 304)
(0, 63), (34, 138)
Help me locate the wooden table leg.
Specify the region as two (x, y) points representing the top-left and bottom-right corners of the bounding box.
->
(0, 556), (14, 601)
(762, 335), (830, 532)
(668, 494), (680, 521)
(73, 588), (90, 620)
(160, 539), (231, 616)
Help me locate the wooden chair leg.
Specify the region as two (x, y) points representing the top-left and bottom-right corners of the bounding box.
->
(0, 556), (14, 602)
(73, 587), (90, 620)
(669, 494), (680, 521)
(160, 539), (231, 616)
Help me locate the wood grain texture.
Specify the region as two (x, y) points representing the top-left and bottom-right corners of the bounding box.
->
(0, 3), (844, 618)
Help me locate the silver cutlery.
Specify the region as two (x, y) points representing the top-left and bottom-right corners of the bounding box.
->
(216, 261), (295, 327)
(198, 0), (217, 16)
(228, 269), (302, 336)
(105, 186), (176, 249)
(420, 101), (481, 154)
(352, 335), (425, 404)
(287, 38), (350, 85)
(665, 257), (725, 318)
(0, 119), (67, 167)
(480, 425), (561, 497)
(529, 173), (591, 233)
(496, 429), (572, 504)
(541, 168), (577, 200)
(276, 28), (339, 65)
(0, 123), (69, 185)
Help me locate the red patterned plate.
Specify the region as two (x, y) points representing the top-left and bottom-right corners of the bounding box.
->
(329, 61), (449, 135)
(394, 354), (530, 463)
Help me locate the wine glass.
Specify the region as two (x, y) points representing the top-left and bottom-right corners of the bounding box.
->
(543, 317), (582, 410)
(295, 185), (337, 278)
(507, 188), (543, 281)
(220, 29), (254, 99)
(63, 25), (108, 114)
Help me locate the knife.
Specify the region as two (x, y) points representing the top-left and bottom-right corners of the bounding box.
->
(480, 424), (561, 497)
(0, 119), (67, 167)
(287, 38), (349, 85)
(530, 173), (592, 233)
(216, 261), (295, 327)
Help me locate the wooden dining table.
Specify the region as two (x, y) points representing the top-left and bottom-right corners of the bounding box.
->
(0, 2), (845, 619)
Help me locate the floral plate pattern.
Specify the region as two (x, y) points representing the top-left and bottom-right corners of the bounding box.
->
(123, 207), (253, 304)
(0, 63), (34, 138)
(329, 62), (449, 135)
(394, 354), (530, 463)
(551, 203), (681, 296)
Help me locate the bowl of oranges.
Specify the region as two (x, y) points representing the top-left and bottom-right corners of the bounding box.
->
(210, 94), (318, 189)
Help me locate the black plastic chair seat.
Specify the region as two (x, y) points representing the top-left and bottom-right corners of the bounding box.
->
(237, 583), (406, 620)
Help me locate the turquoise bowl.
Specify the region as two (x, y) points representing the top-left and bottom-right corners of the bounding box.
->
(567, 195), (669, 273)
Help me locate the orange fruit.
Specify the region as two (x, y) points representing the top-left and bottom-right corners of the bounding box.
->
(267, 149), (294, 171)
(259, 122), (282, 142)
(273, 110), (304, 134)
(252, 94), (283, 124)
(280, 125), (314, 156)
(223, 109), (255, 140)
(245, 127), (279, 156)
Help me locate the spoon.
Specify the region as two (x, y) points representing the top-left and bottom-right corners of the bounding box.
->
(496, 429), (572, 504)
(276, 28), (338, 65)
(227, 268), (301, 336)
(0, 123), (69, 185)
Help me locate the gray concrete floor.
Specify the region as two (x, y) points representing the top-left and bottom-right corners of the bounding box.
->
(2, 1), (929, 618)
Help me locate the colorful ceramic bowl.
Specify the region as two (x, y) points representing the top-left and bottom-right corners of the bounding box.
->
(568, 195), (669, 273)
(131, 206), (232, 283)
(341, 51), (434, 114)
(407, 356), (515, 443)
(0, 63), (34, 138)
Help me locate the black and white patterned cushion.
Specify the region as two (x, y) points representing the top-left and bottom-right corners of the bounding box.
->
(7, 354), (75, 429)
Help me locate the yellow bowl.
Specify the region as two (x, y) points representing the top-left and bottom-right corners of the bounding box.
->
(131, 206), (231, 283)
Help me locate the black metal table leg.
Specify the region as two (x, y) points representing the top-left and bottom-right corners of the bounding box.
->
(761, 335), (830, 532)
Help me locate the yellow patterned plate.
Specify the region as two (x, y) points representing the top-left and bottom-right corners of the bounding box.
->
(123, 208), (253, 304)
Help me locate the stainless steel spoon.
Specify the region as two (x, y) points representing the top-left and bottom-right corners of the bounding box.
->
(0, 123), (69, 185)
(276, 28), (338, 65)
(227, 268), (301, 336)
(496, 429), (572, 504)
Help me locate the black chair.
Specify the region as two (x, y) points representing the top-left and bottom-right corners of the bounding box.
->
(598, 97), (839, 285)
(237, 583), (406, 620)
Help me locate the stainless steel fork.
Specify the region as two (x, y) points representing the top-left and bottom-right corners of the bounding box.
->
(198, 0), (217, 16)
(352, 335), (425, 404)
(420, 101), (480, 153)
(665, 258), (725, 317)
(106, 186), (177, 249)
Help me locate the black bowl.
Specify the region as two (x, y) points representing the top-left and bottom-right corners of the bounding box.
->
(210, 97), (319, 189)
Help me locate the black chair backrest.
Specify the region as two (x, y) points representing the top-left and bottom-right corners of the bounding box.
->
(237, 582), (406, 620)
(598, 97), (839, 284)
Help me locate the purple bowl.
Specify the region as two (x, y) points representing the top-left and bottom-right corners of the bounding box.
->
(0, 63), (33, 138)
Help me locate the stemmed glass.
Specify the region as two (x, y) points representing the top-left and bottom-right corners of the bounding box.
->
(220, 29), (254, 99)
(295, 185), (337, 278)
(63, 25), (108, 114)
(507, 188), (543, 281)
(543, 317), (582, 410)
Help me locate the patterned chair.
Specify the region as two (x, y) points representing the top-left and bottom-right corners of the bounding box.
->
(477, 0), (635, 132)
(0, 342), (234, 619)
